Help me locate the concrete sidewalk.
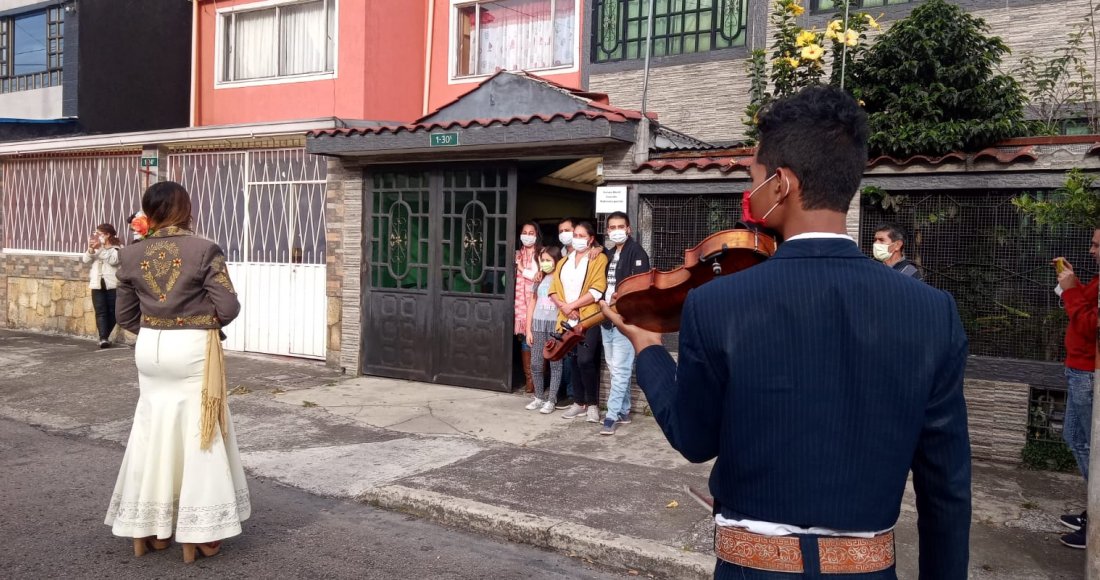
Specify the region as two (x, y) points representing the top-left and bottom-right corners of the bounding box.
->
(0, 329), (1088, 578)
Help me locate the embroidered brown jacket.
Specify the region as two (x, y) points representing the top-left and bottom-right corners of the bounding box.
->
(116, 226), (240, 333)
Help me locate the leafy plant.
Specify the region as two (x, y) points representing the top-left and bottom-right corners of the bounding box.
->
(743, 0), (876, 139)
(847, 0), (1028, 157)
(860, 185), (906, 212)
(1022, 439), (1079, 471)
(1015, 25), (1093, 135)
(1013, 169), (1100, 229)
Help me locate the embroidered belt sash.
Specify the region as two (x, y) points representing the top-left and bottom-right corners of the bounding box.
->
(714, 526), (895, 574)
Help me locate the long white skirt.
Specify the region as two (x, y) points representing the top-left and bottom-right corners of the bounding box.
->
(104, 328), (251, 543)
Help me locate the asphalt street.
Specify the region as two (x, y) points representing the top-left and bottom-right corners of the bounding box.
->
(0, 418), (627, 580)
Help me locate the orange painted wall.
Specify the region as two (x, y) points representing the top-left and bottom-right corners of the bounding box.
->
(195, 0), (426, 126)
(424, 0), (584, 116)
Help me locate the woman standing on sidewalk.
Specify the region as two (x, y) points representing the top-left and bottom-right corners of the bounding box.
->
(104, 181), (250, 563)
(525, 245), (563, 414)
(514, 221), (542, 394)
(549, 221), (607, 423)
(82, 224), (122, 348)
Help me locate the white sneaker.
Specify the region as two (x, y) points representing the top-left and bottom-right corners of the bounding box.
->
(586, 405), (600, 423)
(561, 403), (586, 419)
(525, 398), (544, 411)
(539, 401), (555, 414)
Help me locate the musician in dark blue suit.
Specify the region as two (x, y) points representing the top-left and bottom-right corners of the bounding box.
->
(600, 86), (971, 579)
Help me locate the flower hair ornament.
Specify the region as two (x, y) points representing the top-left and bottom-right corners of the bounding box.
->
(130, 211), (150, 241)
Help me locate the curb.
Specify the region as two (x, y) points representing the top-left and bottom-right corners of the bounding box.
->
(359, 484), (713, 580)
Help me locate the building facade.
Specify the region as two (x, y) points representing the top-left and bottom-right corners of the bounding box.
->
(2, 0), (1098, 462)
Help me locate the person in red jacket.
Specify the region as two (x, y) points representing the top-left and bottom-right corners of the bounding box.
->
(1053, 229), (1100, 549)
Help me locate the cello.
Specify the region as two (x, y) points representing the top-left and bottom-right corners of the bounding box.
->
(543, 226), (777, 362)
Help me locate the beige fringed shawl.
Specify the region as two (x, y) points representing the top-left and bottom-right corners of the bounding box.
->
(200, 329), (229, 450)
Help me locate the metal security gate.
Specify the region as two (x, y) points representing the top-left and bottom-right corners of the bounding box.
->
(167, 149), (327, 359)
(363, 167), (516, 390)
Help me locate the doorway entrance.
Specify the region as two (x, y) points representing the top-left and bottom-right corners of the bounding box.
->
(362, 167), (517, 391)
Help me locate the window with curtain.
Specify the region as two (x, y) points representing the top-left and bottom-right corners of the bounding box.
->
(591, 0), (746, 63)
(0, 7), (64, 94)
(221, 0), (336, 83)
(453, 0), (576, 78)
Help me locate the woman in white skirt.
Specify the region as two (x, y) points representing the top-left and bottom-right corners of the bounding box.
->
(106, 181), (250, 563)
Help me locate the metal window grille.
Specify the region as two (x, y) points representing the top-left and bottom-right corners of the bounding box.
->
(1, 154), (143, 253)
(167, 148), (327, 264)
(1024, 385), (1078, 471)
(859, 190), (1096, 362)
(1028, 385), (1066, 443)
(638, 192), (741, 270)
(0, 7), (64, 94)
(592, 0), (746, 64)
(810, 0), (912, 14)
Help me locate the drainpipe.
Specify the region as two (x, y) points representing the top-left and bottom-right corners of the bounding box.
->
(190, 0), (200, 127)
(633, 0), (657, 168)
(422, 0), (436, 116)
(639, 0), (656, 116)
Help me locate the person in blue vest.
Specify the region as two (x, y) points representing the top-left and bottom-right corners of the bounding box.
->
(600, 85), (971, 579)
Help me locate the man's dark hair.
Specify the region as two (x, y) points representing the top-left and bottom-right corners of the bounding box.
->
(558, 217), (575, 228)
(606, 211), (630, 226)
(875, 223), (906, 245)
(756, 85), (869, 213)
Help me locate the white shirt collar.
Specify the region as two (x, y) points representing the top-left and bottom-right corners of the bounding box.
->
(785, 232), (856, 243)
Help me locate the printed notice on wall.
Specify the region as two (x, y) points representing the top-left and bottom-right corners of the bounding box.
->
(595, 186), (628, 213)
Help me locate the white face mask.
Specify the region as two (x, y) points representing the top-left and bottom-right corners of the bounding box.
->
(571, 237), (589, 252)
(608, 230), (628, 245)
(558, 231), (573, 246)
(520, 234), (536, 247)
(872, 243), (893, 262)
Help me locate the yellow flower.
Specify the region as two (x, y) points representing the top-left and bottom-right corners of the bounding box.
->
(843, 29), (859, 47)
(858, 99), (866, 107)
(789, 2), (805, 16)
(825, 20), (842, 40)
(800, 44), (824, 61)
(795, 30), (817, 47)
(786, 57), (801, 68)
(864, 14), (880, 30)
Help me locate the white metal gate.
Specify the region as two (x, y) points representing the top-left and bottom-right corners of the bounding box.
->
(167, 148), (327, 359)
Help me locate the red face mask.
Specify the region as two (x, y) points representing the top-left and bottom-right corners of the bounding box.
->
(742, 174), (780, 226)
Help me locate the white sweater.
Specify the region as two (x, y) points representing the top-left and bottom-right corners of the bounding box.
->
(82, 246), (120, 290)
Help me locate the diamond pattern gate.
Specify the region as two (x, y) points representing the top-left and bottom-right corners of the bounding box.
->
(3, 154), (144, 253)
(167, 149), (327, 359)
(364, 167), (516, 390)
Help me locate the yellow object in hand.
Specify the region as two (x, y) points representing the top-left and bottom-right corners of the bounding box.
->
(1055, 258), (1067, 274)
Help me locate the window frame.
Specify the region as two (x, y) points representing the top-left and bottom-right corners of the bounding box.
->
(214, 0), (339, 90)
(590, 0), (748, 65)
(0, 6), (64, 95)
(448, 0), (582, 85)
(809, 0), (913, 14)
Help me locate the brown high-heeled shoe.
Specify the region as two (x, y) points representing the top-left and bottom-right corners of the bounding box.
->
(182, 541), (221, 564)
(132, 536), (172, 556)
